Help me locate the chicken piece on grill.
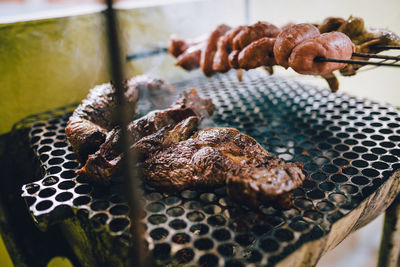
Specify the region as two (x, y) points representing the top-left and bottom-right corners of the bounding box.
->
(77, 89), (215, 183)
(142, 127), (305, 209)
(66, 75), (173, 163)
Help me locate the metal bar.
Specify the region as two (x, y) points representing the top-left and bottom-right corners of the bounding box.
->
(370, 45), (400, 50)
(103, 1), (145, 266)
(315, 57), (400, 67)
(352, 52), (400, 61)
(126, 47), (168, 61)
(377, 195), (400, 267)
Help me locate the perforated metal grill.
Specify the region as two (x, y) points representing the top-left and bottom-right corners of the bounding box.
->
(21, 71), (400, 266)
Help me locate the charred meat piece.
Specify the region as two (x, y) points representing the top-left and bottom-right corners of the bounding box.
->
(142, 127), (305, 209)
(227, 158), (304, 209)
(289, 32), (355, 75)
(66, 75), (174, 163)
(78, 89), (215, 183)
(273, 23), (320, 69)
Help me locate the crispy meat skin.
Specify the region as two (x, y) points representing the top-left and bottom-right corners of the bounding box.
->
(78, 89), (215, 183)
(143, 127), (305, 209)
(289, 32), (355, 75)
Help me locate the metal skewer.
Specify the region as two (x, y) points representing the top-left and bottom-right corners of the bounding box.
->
(126, 47), (400, 68)
(371, 45), (400, 50)
(351, 52), (400, 61)
(315, 56), (400, 67)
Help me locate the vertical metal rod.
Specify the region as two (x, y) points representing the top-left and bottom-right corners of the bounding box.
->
(103, 1), (144, 266)
(244, 0), (250, 25)
(377, 195), (400, 267)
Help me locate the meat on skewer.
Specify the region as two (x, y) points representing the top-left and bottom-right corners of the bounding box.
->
(288, 32), (355, 75)
(273, 23), (320, 69)
(168, 17), (400, 92)
(201, 24), (232, 76)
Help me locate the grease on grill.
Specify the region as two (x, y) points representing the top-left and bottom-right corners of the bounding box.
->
(21, 71), (400, 266)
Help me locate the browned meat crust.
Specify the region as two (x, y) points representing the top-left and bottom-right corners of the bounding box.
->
(235, 37), (276, 70)
(66, 80), (138, 163)
(213, 26), (245, 73)
(169, 22), (280, 75)
(175, 44), (202, 70)
(200, 24), (232, 77)
(289, 32), (355, 75)
(273, 23), (320, 69)
(65, 75), (175, 163)
(232, 22), (280, 51)
(142, 127), (305, 209)
(77, 89), (215, 183)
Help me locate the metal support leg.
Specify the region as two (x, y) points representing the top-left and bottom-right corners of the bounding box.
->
(377, 195), (400, 267)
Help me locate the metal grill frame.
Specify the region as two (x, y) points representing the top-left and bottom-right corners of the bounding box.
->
(21, 71), (400, 266)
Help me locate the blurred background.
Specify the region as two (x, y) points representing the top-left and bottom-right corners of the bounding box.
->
(0, 0), (399, 266)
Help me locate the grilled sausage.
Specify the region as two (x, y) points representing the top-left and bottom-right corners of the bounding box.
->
(200, 24), (231, 76)
(212, 26), (244, 73)
(232, 21), (280, 50)
(168, 35), (189, 57)
(274, 23), (320, 68)
(176, 43), (203, 70)
(236, 37), (276, 70)
(289, 32), (355, 75)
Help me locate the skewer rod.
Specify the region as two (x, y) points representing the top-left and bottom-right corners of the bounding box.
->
(352, 52), (400, 61)
(315, 57), (400, 67)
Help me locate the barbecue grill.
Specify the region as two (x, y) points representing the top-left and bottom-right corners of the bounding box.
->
(1, 1), (400, 267)
(16, 71), (400, 266)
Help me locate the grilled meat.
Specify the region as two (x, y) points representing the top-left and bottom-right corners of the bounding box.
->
(201, 24), (232, 76)
(274, 23), (320, 69)
(77, 89), (215, 183)
(231, 21), (280, 51)
(213, 26), (245, 73)
(142, 127), (305, 209)
(289, 32), (355, 75)
(168, 17), (399, 92)
(232, 37), (276, 70)
(169, 22), (280, 75)
(65, 75), (174, 163)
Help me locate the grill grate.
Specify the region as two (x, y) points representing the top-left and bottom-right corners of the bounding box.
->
(21, 71), (400, 266)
